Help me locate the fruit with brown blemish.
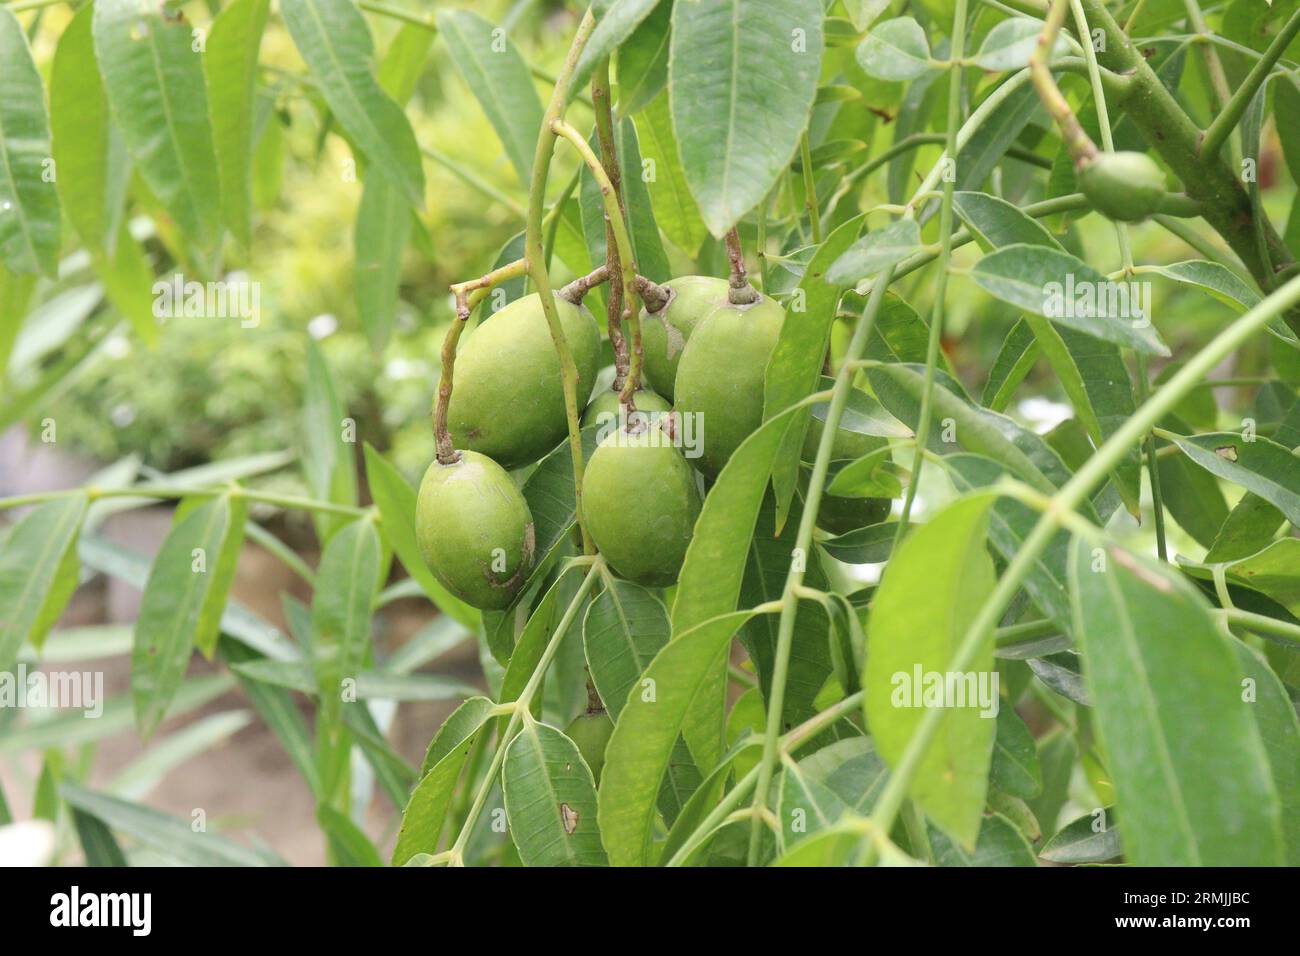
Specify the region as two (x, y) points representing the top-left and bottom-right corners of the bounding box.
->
(639, 275), (731, 400)
(415, 450), (535, 610)
(446, 292), (601, 469)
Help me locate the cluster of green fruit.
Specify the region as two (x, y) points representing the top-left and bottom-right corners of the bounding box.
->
(415, 274), (891, 612)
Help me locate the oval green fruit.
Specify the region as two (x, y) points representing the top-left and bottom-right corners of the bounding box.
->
(817, 493), (891, 536)
(640, 275), (730, 400)
(581, 387), (671, 431)
(565, 711), (614, 785)
(447, 292), (601, 469)
(415, 450), (535, 610)
(582, 424), (701, 586)
(673, 295), (786, 476)
(1078, 151), (1166, 222)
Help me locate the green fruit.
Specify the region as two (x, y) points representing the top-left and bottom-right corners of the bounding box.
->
(565, 711), (614, 784)
(817, 493), (891, 536)
(673, 294), (786, 476)
(415, 450), (535, 610)
(1078, 151), (1166, 222)
(447, 292), (601, 469)
(640, 275), (730, 400)
(581, 387), (671, 431)
(582, 424), (701, 586)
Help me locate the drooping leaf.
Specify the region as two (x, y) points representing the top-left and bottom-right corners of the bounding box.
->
(1145, 260), (1261, 312)
(954, 191), (1065, 253)
(310, 516), (381, 731)
(0, 8), (61, 277)
(503, 721), (607, 866)
(1039, 808), (1122, 863)
(204, 0), (269, 248)
(864, 494), (998, 848)
(301, 338), (358, 544)
(1231, 639), (1300, 865)
(826, 219), (922, 286)
(598, 609), (761, 865)
(318, 805), (383, 866)
(572, 0), (663, 96)
(1179, 538), (1300, 619)
(981, 319), (1040, 411)
(281, 0), (425, 206)
(765, 214), (865, 525)
(971, 244), (1170, 355)
(93, 0), (221, 253)
(867, 363), (1079, 495)
(854, 17), (932, 81)
(740, 493), (834, 726)
(220, 637), (320, 796)
(354, 173), (410, 352)
(616, 0), (672, 116)
(435, 8), (544, 187)
(132, 494), (240, 737)
(391, 707), (491, 864)
(928, 812), (1036, 866)
(670, 0), (824, 236)
(972, 17), (1076, 71)
(1067, 538), (1284, 865)
(989, 706), (1043, 800)
(672, 401), (811, 636)
(634, 93), (706, 255)
(582, 577), (670, 720)
(50, 4), (124, 255)
(1162, 431), (1300, 526)
(60, 782), (284, 866)
(0, 496), (86, 676)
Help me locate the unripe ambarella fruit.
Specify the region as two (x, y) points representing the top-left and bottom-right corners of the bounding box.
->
(639, 275), (730, 400)
(581, 423), (701, 586)
(416, 451), (535, 610)
(1078, 151), (1166, 222)
(580, 387), (671, 430)
(565, 711), (614, 784)
(673, 294), (785, 476)
(447, 292), (600, 469)
(817, 493), (892, 536)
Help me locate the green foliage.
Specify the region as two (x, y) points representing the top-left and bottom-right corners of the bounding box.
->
(3, 0), (1300, 871)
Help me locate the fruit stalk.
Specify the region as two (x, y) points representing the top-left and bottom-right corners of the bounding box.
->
(432, 260), (532, 464)
(550, 119), (644, 405)
(434, 292), (470, 464)
(634, 274), (672, 312)
(558, 264), (611, 303)
(592, 59), (632, 391)
(523, 8), (598, 554)
(724, 228), (758, 305)
(1029, 0), (1098, 169)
